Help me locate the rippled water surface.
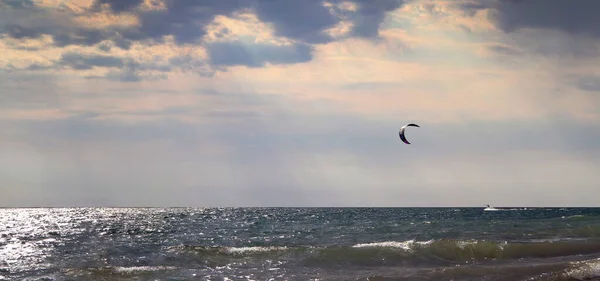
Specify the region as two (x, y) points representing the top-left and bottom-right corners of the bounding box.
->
(1, 207), (600, 280)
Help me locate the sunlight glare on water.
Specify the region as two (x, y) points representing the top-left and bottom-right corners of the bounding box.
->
(1, 207), (600, 280)
(0, 208), (68, 275)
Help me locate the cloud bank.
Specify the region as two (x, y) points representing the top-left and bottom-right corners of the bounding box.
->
(1, 0), (599, 207)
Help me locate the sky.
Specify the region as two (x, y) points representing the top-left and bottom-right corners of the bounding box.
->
(1, 0), (599, 207)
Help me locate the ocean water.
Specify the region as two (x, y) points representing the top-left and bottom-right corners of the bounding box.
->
(1, 208), (600, 281)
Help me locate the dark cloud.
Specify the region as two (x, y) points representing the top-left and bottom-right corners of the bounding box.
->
(502, 29), (600, 59)
(1, 0), (407, 79)
(3, 24), (40, 39)
(97, 42), (112, 52)
(0, 7), (57, 39)
(51, 32), (131, 50)
(348, 0), (405, 38)
(450, 0), (600, 58)
(0, 50), (174, 81)
(0, 0), (35, 9)
(53, 30), (104, 47)
(252, 0), (338, 44)
(99, 0), (342, 44)
(487, 0), (600, 36)
(456, 0), (489, 17)
(59, 52), (125, 70)
(93, 0), (145, 13)
(25, 63), (56, 71)
(3, 0), (406, 47)
(59, 51), (173, 76)
(5, 49), (212, 81)
(570, 75), (600, 92)
(0, 3), (133, 50)
(124, 0), (249, 45)
(207, 41), (313, 67)
(454, 0), (600, 38)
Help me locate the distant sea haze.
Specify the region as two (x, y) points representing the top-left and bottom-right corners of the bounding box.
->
(2, 207), (600, 280)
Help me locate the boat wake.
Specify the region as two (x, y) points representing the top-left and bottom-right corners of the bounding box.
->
(484, 204), (499, 211)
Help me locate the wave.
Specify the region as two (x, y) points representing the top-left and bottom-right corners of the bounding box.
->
(564, 259), (600, 281)
(522, 259), (600, 281)
(112, 266), (178, 273)
(173, 238), (600, 268)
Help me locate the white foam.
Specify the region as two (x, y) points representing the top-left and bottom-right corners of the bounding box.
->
(561, 215), (585, 219)
(456, 240), (473, 250)
(352, 240), (433, 251)
(565, 259), (600, 280)
(114, 266), (177, 273)
(455, 240), (506, 250)
(226, 246), (287, 254)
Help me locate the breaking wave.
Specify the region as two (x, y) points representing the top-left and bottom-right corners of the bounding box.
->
(174, 238), (600, 267)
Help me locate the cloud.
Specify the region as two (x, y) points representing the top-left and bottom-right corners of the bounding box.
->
(1, 0), (35, 9)
(487, 0), (600, 36)
(97, 0), (407, 44)
(455, 0), (489, 17)
(1, 0), (408, 60)
(58, 51), (174, 74)
(0, 3), (63, 40)
(0, 0), (411, 83)
(447, 0), (600, 59)
(347, 0), (406, 38)
(252, 0), (340, 44)
(570, 75), (600, 92)
(93, 0), (145, 13)
(59, 52), (126, 70)
(0, 1), (136, 49)
(448, 0), (600, 37)
(2, 49), (178, 81)
(485, 42), (520, 56)
(499, 28), (600, 60)
(127, 1), (242, 45)
(207, 41), (313, 67)
(90, 0), (337, 46)
(86, 69), (167, 82)
(2, 0), (600, 207)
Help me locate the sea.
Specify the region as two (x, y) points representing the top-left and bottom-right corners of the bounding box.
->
(1, 207), (600, 281)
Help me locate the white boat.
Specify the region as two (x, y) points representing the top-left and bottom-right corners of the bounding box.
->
(484, 204), (499, 211)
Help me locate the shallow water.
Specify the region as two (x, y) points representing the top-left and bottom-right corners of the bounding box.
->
(1, 207), (600, 280)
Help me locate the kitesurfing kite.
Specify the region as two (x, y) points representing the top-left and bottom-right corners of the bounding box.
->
(399, 123), (420, 145)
